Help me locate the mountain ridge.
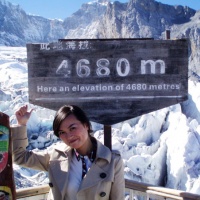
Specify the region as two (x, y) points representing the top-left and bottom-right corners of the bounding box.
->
(0, 0), (196, 45)
(0, 0), (199, 75)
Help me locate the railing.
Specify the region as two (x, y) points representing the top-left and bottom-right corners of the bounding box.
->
(16, 185), (49, 200)
(125, 179), (200, 200)
(16, 179), (200, 200)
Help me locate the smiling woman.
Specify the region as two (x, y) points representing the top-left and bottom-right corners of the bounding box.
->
(11, 104), (125, 200)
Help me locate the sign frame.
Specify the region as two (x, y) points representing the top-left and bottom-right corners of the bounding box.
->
(27, 38), (188, 125)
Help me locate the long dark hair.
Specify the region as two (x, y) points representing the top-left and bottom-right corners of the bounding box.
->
(53, 105), (92, 137)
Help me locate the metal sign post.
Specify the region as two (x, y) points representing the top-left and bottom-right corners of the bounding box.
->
(104, 125), (112, 150)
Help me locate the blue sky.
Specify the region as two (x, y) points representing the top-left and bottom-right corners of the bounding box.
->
(7, 0), (200, 20)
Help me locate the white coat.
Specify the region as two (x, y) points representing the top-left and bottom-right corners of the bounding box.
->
(11, 126), (125, 200)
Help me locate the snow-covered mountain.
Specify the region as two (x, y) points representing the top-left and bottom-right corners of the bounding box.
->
(0, 0), (66, 46)
(1, 0), (200, 77)
(0, 0), (108, 46)
(1, 0), (200, 196)
(0, 0), (196, 41)
(96, 0), (196, 38)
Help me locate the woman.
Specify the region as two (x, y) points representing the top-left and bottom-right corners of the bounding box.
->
(11, 105), (125, 200)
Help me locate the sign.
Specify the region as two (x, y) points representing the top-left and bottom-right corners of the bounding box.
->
(0, 112), (16, 199)
(27, 39), (188, 125)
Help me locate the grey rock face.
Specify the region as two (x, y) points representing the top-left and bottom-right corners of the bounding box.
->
(0, 0), (65, 46)
(96, 0), (196, 38)
(0, 0), (200, 76)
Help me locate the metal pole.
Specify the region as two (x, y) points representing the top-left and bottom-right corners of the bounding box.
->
(104, 125), (112, 150)
(165, 30), (171, 40)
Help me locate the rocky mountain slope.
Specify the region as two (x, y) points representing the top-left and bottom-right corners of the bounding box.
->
(0, 1), (65, 45)
(96, 0), (196, 38)
(0, 0), (199, 76)
(0, 0), (108, 45)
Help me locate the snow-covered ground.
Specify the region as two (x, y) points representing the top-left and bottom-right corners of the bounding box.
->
(1, 46), (200, 194)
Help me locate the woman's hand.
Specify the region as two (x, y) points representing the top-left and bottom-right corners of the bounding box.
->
(15, 105), (34, 126)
